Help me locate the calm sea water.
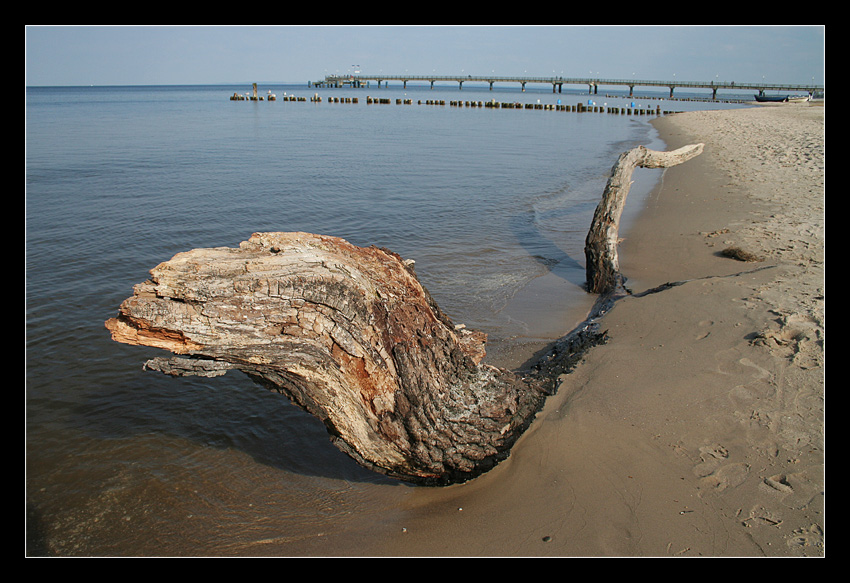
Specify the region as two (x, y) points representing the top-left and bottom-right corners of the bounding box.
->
(26, 83), (747, 556)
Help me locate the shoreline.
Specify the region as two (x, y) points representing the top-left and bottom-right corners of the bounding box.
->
(354, 103), (824, 557)
(483, 126), (668, 372)
(571, 103), (825, 556)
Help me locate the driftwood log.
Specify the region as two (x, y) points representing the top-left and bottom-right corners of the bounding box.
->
(106, 232), (556, 485)
(106, 144), (703, 486)
(585, 143), (704, 295)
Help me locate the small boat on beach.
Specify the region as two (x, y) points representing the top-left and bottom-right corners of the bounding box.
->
(754, 94), (789, 102)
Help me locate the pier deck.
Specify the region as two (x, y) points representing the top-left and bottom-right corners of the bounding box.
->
(312, 74), (823, 99)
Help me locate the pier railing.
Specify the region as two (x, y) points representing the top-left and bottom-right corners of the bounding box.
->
(313, 74), (823, 99)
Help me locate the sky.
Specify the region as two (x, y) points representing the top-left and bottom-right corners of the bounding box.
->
(25, 25), (825, 87)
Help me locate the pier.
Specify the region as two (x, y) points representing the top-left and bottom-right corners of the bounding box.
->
(312, 74), (823, 100)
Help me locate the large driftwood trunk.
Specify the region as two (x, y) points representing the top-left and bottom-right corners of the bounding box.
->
(106, 232), (551, 485)
(585, 144), (704, 295)
(106, 145), (703, 486)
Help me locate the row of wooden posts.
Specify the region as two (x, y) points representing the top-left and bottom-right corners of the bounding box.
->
(230, 92), (678, 115)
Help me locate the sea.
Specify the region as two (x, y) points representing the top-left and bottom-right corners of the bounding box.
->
(26, 82), (751, 556)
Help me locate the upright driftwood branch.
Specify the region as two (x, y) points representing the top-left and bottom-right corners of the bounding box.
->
(585, 143), (704, 295)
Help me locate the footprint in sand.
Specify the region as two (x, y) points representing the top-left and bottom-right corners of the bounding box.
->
(787, 524), (824, 551)
(762, 473), (794, 494)
(693, 444), (750, 492)
(699, 462), (750, 492)
(751, 312), (822, 368)
(742, 505), (783, 528)
(738, 357), (771, 380)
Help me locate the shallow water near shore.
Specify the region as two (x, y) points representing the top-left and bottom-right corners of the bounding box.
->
(26, 83), (749, 556)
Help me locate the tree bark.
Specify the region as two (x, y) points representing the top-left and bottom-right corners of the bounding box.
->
(106, 232), (553, 485)
(585, 143), (704, 295)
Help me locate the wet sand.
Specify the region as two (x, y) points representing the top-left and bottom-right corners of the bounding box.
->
(356, 103), (824, 557)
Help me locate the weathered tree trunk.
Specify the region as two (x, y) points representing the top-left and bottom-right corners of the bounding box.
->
(105, 145), (703, 486)
(106, 232), (552, 485)
(585, 143), (704, 295)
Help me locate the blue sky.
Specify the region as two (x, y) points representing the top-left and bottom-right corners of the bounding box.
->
(25, 25), (825, 87)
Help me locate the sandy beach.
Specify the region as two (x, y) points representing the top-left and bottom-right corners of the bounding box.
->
(355, 103), (824, 557)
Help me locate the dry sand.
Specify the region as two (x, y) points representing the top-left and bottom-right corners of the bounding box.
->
(363, 103), (824, 557)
